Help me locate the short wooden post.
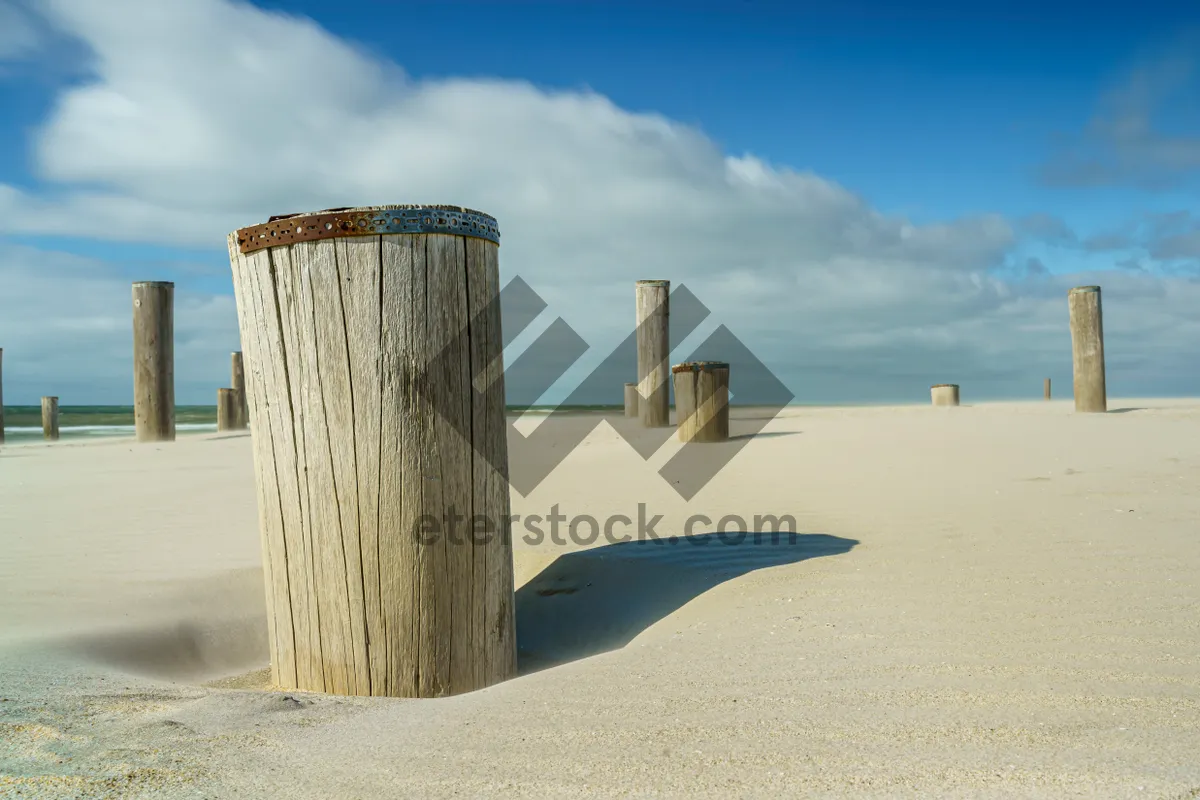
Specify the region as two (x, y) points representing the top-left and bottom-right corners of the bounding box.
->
(0, 347), (5, 445)
(41, 396), (59, 441)
(623, 382), (639, 418)
(672, 361), (730, 443)
(636, 280), (670, 428)
(231, 351), (248, 428)
(1068, 285), (1106, 413)
(217, 388), (241, 432)
(931, 384), (960, 407)
(132, 281), (175, 442)
(1044, 378), (1052, 400)
(227, 205), (516, 699)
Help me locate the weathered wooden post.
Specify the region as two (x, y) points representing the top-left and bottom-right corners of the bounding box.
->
(132, 281), (175, 442)
(1068, 285), (1106, 413)
(672, 362), (730, 443)
(931, 384), (960, 407)
(0, 347), (5, 445)
(41, 396), (59, 441)
(231, 351), (248, 428)
(623, 382), (639, 418)
(227, 205), (516, 699)
(216, 388), (242, 432)
(1044, 378), (1052, 400)
(636, 280), (671, 427)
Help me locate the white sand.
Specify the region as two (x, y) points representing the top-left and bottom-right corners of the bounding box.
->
(2, 400), (1200, 798)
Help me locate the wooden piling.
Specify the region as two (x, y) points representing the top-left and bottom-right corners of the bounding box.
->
(217, 388), (242, 432)
(0, 348), (5, 445)
(1068, 285), (1106, 413)
(41, 396), (58, 441)
(132, 281), (175, 442)
(227, 205), (516, 698)
(672, 362), (730, 443)
(931, 384), (960, 407)
(636, 280), (670, 427)
(1044, 378), (1052, 400)
(231, 351), (248, 428)
(623, 382), (639, 418)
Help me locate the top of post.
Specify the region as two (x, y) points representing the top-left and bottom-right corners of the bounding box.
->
(637, 280), (670, 286)
(672, 361), (730, 373)
(133, 281), (175, 288)
(233, 205), (499, 254)
(1069, 285), (1101, 294)
(931, 383), (959, 389)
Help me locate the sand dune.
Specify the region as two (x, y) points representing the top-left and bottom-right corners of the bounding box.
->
(2, 400), (1200, 798)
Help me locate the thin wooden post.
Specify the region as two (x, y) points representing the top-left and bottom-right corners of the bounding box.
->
(227, 205), (516, 699)
(931, 384), (960, 407)
(217, 388), (241, 432)
(1044, 378), (1052, 400)
(672, 362), (730, 443)
(41, 396), (59, 441)
(623, 382), (639, 418)
(231, 351), (248, 428)
(1068, 285), (1106, 413)
(0, 347), (5, 445)
(636, 279), (670, 427)
(132, 281), (175, 441)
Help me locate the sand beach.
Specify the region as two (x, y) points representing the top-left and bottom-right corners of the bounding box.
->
(2, 399), (1199, 797)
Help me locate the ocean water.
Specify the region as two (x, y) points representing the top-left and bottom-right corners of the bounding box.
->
(0, 405), (218, 443)
(0, 404), (624, 444)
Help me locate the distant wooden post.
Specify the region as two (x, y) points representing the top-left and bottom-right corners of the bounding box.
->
(1068, 285), (1106, 413)
(636, 280), (670, 427)
(41, 396), (59, 441)
(227, 205), (516, 699)
(672, 362), (730, 443)
(0, 347), (5, 445)
(1044, 378), (1052, 400)
(623, 382), (639, 418)
(231, 351), (248, 428)
(931, 384), (960, 407)
(132, 281), (175, 441)
(216, 388), (242, 432)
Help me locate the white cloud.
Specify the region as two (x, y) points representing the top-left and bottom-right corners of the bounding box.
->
(0, 0), (1198, 404)
(1038, 43), (1200, 189)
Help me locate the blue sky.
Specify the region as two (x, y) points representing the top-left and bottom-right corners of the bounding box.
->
(0, 0), (1198, 404)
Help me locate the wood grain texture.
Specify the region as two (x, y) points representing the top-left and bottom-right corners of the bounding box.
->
(672, 364), (730, 443)
(930, 384), (960, 407)
(231, 352), (248, 428)
(132, 282), (175, 442)
(1068, 286), (1107, 413)
(466, 235), (517, 685)
(217, 388), (240, 432)
(41, 396), (58, 441)
(228, 225), (516, 698)
(623, 382), (639, 418)
(635, 280), (670, 428)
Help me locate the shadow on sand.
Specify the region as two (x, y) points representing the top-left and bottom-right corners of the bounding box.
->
(1107, 407), (1146, 414)
(515, 531), (857, 673)
(729, 431), (799, 441)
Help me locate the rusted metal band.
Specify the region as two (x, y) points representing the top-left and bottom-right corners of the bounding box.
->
(672, 361), (730, 373)
(235, 205), (500, 254)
